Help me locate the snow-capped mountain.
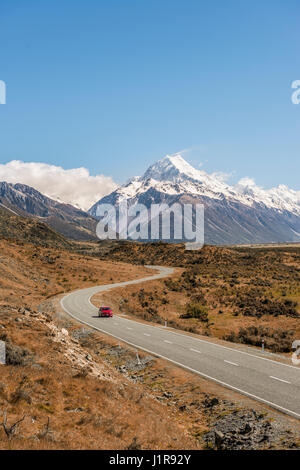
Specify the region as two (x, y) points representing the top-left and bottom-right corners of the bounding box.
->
(89, 155), (300, 245)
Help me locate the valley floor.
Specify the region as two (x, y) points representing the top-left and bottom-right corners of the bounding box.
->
(0, 239), (299, 449)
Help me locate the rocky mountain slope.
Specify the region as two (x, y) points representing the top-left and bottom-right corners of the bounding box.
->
(0, 182), (97, 241)
(89, 155), (300, 245)
(0, 208), (72, 249)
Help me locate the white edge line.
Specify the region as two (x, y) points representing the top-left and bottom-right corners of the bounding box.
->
(88, 291), (300, 372)
(60, 295), (300, 420)
(270, 376), (291, 384)
(81, 267), (300, 372)
(224, 360), (239, 367)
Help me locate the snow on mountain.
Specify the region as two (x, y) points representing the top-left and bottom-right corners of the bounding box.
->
(89, 155), (300, 245)
(0, 181), (98, 241)
(234, 178), (300, 215)
(91, 154), (300, 215)
(94, 155), (234, 204)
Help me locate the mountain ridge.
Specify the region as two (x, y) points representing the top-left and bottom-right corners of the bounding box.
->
(0, 181), (98, 241)
(89, 155), (300, 245)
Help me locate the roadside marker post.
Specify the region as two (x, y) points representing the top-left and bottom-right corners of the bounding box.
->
(262, 340), (265, 353)
(0, 341), (5, 365)
(136, 350), (141, 365)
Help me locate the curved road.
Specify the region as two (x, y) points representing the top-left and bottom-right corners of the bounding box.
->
(60, 265), (300, 419)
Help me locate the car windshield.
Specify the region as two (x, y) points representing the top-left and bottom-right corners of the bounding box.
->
(102, 307), (110, 310)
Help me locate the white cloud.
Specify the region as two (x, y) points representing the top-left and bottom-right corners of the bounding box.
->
(236, 177), (257, 188)
(0, 160), (118, 211)
(170, 148), (193, 157)
(211, 171), (233, 183)
(234, 177), (260, 197)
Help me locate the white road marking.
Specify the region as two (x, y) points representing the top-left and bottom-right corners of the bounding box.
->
(164, 340), (173, 344)
(61, 296), (300, 420)
(224, 360), (239, 367)
(190, 348), (201, 354)
(143, 333), (151, 337)
(60, 266), (300, 420)
(86, 274), (300, 372)
(113, 322), (119, 325)
(102, 305), (300, 372)
(270, 376), (291, 384)
(84, 268), (300, 372)
(127, 327), (133, 330)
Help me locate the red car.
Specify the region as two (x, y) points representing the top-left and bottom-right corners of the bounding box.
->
(98, 306), (113, 318)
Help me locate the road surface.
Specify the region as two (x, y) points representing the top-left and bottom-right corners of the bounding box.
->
(60, 265), (300, 419)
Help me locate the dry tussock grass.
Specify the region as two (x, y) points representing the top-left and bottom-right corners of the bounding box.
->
(94, 245), (300, 353)
(0, 239), (198, 449)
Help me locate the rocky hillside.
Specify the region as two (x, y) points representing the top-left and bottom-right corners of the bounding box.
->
(0, 237), (298, 449)
(0, 208), (72, 249)
(0, 182), (97, 241)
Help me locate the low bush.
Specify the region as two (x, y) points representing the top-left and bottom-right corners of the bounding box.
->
(5, 342), (34, 366)
(224, 326), (294, 353)
(180, 303), (209, 322)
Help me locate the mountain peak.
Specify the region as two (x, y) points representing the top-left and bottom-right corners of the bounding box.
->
(142, 154), (205, 184)
(90, 154), (300, 218)
(89, 153), (300, 244)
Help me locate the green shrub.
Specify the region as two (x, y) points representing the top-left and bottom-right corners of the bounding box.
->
(180, 303), (209, 321)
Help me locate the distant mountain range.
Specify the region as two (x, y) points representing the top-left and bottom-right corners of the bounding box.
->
(0, 182), (97, 241)
(1, 156), (299, 245)
(89, 155), (300, 245)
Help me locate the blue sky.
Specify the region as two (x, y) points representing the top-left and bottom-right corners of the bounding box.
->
(0, 0), (299, 191)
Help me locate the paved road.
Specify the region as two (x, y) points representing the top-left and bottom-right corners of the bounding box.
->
(60, 265), (300, 419)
